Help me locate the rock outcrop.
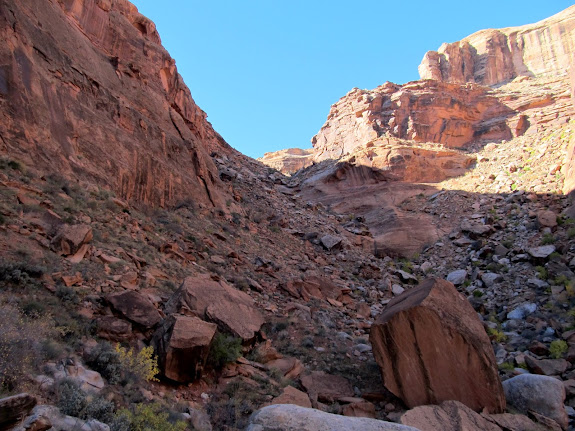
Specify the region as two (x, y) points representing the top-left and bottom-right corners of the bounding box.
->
(0, 0), (230, 208)
(165, 274), (264, 341)
(298, 139), (475, 257)
(419, 6), (575, 86)
(258, 148), (314, 175)
(369, 278), (505, 413)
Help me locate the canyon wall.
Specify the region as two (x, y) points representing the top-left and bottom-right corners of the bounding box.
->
(419, 6), (575, 86)
(0, 0), (230, 208)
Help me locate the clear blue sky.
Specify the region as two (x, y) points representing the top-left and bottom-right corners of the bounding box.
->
(131, 1), (573, 159)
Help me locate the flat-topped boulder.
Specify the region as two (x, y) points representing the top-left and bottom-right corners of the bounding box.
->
(369, 278), (505, 413)
(246, 404), (420, 431)
(165, 274), (264, 341)
(106, 290), (162, 329)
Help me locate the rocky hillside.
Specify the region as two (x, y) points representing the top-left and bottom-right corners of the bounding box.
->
(2, 2), (575, 431)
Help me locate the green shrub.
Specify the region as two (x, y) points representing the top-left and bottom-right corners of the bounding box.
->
(83, 396), (115, 424)
(208, 333), (242, 369)
(55, 285), (79, 304)
(85, 342), (123, 384)
(535, 266), (548, 280)
(541, 233), (555, 245)
(21, 300), (45, 318)
(57, 379), (87, 417)
(487, 328), (507, 343)
(550, 340), (568, 359)
(0, 263), (46, 285)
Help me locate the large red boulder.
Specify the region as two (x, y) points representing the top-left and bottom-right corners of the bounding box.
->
(369, 278), (505, 413)
(152, 315), (216, 383)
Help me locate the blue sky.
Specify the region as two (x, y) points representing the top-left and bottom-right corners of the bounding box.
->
(131, 1), (573, 159)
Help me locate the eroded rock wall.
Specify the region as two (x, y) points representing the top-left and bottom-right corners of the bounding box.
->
(0, 0), (230, 208)
(419, 6), (575, 86)
(311, 81), (512, 161)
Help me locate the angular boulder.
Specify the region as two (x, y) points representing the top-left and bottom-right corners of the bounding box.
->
(400, 400), (500, 431)
(245, 404), (420, 431)
(152, 315), (216, 382)
(50, 224), (92, 256)
(271, 386), (312, 408)
(165, 274), (264, 341)
(301, 371), (354, 404)
(106, 291), (162, 329)
(96, 316), (133, 341)
(503, 374), (568, 430)
(281, 276), (342, 301)
(369, 278), (505, 413)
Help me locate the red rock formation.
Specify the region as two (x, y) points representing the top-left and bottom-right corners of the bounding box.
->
(369, 278), (505, 413)
(0, 0), (230, 208)
(311, 81), (512, 160)
(152, 315), (217, 383)
(419, 6), (575, 86)
(258, 148), (314, 175)
(564, 53), (575, 197)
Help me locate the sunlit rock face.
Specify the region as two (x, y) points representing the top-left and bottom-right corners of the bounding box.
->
(419, 6), (575, 86)
(0, 0), (231, 208)
(311, 80), (513, 161)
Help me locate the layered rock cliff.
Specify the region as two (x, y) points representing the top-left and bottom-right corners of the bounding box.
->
(419, 5), (575, 86)
(0, 0), (230, 208)
(311, 81), (513, 161)
(257, 148), (314, 175)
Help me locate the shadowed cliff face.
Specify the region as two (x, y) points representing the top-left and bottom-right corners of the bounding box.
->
(0, 0), (231, 208)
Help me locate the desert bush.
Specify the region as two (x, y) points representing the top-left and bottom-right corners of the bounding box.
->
(0, 263), (46, 286)
(57, 378), (87, 417)
(21, 299), (45, 318)
(86, 343), (159, 384)
(85, 342), (123, 384)
(113, 403), (186, 431)
(57, 378), (115, 423)
(208, 333), (242, 369)
(550, 340), (568, 359)
(115, 344), (159, 382)
(83, 395), (115, 424)
(55, 285), (80, 304)
(0, 305), (52, 393)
